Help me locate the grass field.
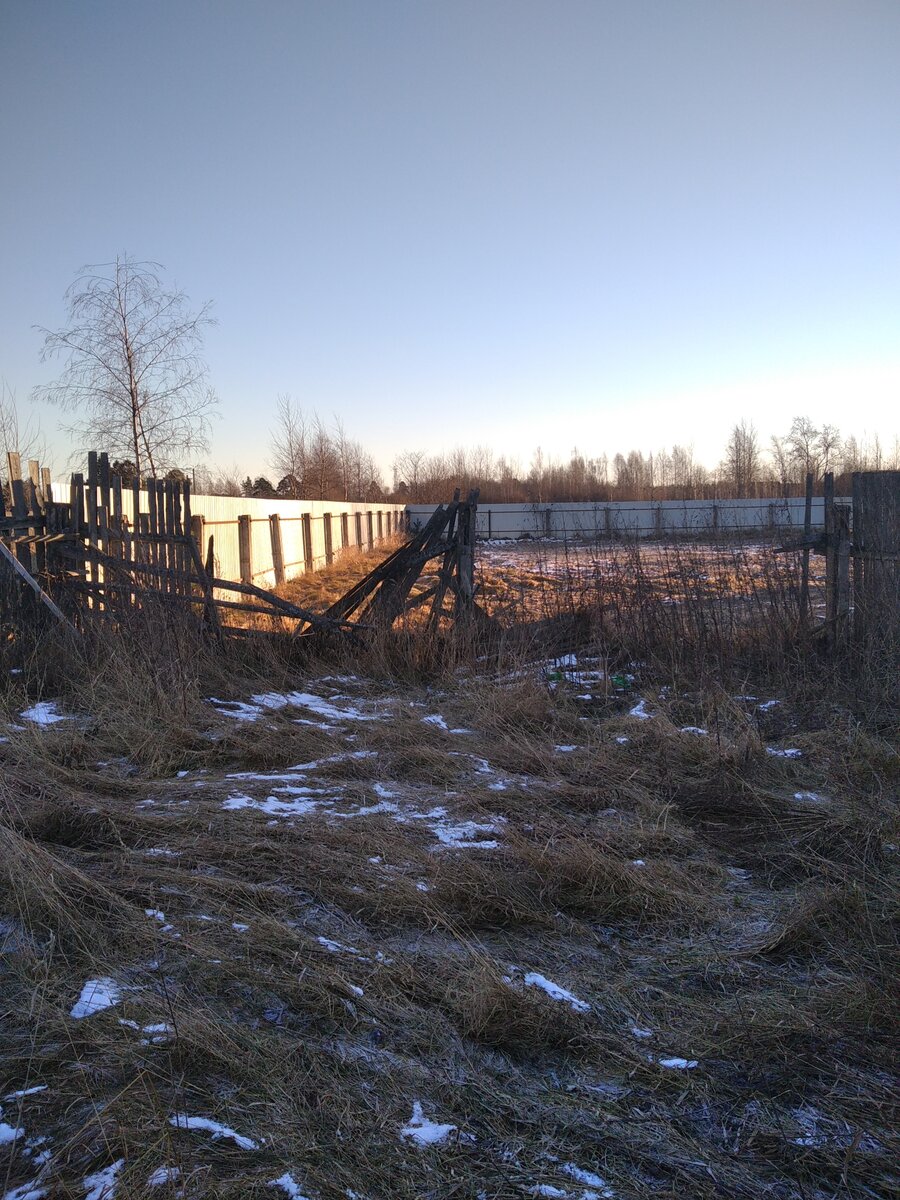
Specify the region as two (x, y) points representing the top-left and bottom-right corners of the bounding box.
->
(1, 538), (896, 1200)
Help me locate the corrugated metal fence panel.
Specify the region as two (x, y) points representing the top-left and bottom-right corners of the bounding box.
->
(405, 498), (847, 539)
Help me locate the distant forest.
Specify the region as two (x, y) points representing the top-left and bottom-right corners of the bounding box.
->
(196, 405), (896, 505)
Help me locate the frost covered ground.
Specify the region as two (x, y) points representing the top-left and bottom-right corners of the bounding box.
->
(1, 656), (896, 1200)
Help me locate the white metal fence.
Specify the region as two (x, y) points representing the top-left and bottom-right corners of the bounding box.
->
(405, 498), (847, 540)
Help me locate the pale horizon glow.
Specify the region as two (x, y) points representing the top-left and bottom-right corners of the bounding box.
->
(1, 0), (897, 483)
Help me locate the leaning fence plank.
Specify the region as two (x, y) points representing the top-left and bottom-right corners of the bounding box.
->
(0, 539), (73, 628)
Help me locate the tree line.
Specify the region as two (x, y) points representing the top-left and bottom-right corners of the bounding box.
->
(391, 418), (898, 504)
(13, 257), (899, 505)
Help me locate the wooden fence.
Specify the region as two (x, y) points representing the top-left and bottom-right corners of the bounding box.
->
(0, 452), (381, 636)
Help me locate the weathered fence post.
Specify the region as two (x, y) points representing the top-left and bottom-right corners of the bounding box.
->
(852, 470), (900, 644)
(301, 513), (313, 570)
(323, 513), (334, 565)
(799, 471), (813, 627)
(238, 514), (252, 584)
(269, 514), (285, 585)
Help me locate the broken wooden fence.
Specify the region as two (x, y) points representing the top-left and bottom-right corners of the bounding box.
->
(1, 453), (486, 640)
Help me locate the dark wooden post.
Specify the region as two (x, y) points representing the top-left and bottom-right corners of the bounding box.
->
(238, 514), (252, 584)
(366, 511), (374, 550)
(852, 470), (900, 643)
(269, 514), (285, 585)
(340, 512), (349, 549)
(323, 513), (334, 565)
(799, 471), (813, 626)
(301, 513), (313, 569)
(355, 512), (363, 547)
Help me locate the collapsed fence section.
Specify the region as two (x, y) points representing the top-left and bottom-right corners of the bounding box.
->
(0, 452), (403, 638)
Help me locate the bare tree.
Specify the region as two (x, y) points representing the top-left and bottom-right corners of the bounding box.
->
(34, 257), (217, 477)
(270, 395), (309, 498)
(0, 380), (46, 468)
(723, 419), (761, 498)
(393, 449), (430, 502)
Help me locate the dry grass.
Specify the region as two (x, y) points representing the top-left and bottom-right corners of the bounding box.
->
(0, 539), (897, 1200)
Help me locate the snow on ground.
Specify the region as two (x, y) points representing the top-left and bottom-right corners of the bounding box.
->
(209, 689), (386, 725)
(399, 1101), (457, 1147)
(147, 1166), (181, 1187)
(766, 747), (802, 759)
(168, 1114), (258, 1150)
(83, 1159), (123, 1200)
(628, 699), (653, 720)
(222, 780), (506, 851)
(19, 702), (68, 726)
(2, 1182), (49, 1200)
(560, 1161), (616, 1197)
(0, 1114), (23, 1146)
(513, 972), (591, 1014)
(70, 978), (121, 1019)
(268, 1174), (312, 1199)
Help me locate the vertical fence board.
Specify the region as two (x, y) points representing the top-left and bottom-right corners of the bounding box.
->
(852, 470), (900, 644)
(269, 514), (285, 585)
(238, 514), (253, 584)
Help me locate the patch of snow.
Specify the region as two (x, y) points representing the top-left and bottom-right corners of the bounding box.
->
(766, 747), (802, 759)
(268, 1175), (311, 1199)
(614, 735), (629, 745)
(251, 691), (379, 723)
(630, 1027), (653, 1039)
(71, 978), (121, 1019)
(631, 859), (646, 867)
(145, 908), (166, 922)
(522, 972), (590, 1013)
(422, 713), (448, 730)
(654, 1056), (698, 1069)
(83, 1159), (124, 1200)
(4, 1086), (47, 1100)
(793, 791), (825, 804)
(628, 699), (652, 720)
(427, 814), (504, 850)
(232, 922), (250, 933)
(679, 726), (707, 736)
(758, 699), (781, 711)
(317, 936), (361, 956)
(147, 1166), (181, 1187)
(561, 1162), (615, 1197)
(143, 848), (179, 858)
(555, 745), (578, 752)
(168, 1114), (258, 1151)
(3, 1183), (48, 1200)
(23, 1136), (51, 1167)
(0, 1120), (23, 1146)
(399, 1101), (457, 1147)
(373, 783), (397, 799)
(20, 701), (68, 726)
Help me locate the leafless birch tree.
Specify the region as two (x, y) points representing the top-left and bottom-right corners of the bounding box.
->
(34, 257), (217, 477)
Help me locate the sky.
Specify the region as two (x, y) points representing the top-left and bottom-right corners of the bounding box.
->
(1, 0), (898, 481)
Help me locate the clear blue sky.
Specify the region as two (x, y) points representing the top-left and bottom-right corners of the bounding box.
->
(1, 0), (898, 479)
